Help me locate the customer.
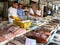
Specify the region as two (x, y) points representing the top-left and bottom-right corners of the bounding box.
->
(17, 3), (24, 20)
(28, 5), (35, 19)
(47, 9), (52, 16)
(35, 6), (42, 17)
(8, 1), (18, 24)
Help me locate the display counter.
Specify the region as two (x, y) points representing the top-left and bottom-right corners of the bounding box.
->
(0, 24), (38, 45)
(0, 15), (60, 45)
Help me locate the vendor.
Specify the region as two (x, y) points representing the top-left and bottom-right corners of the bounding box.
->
(28, 5), (35, 19)
(17, 3), (24, 20)
(35, 6), (42, 17)
(8, 1), (18, 24)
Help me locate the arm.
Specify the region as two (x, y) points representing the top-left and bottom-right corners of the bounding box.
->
(30, 13), (35, 16)
(29, 9), (35, 16)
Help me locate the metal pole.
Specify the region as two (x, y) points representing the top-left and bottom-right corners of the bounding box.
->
(52, 1), (53, 16)
(29, 0), (31, 5)
(38, 0), (40, 6)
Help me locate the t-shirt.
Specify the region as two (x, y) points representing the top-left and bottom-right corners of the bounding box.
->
(36, 10), (41, 16)
(17, 9), (24, 19)
(8, 7), (18, 17)
(28, 8), (35, 19)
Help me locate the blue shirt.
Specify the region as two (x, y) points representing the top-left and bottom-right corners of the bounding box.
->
(17, 9), (24, 19)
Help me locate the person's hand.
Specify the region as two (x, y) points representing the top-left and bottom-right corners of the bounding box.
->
(9, 16), (13, 19)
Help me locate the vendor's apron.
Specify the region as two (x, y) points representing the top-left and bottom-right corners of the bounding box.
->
(9, 18), (14, 24)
